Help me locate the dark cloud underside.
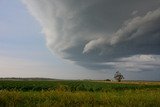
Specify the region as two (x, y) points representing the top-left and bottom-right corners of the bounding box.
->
(23, 0), (160, 72)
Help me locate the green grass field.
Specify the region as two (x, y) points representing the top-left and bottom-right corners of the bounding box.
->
(0, 80), (160, 107)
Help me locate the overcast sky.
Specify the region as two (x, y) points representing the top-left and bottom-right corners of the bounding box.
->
(0, 0), (160, 80)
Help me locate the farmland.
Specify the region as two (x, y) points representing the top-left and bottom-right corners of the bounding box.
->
(0, 80), (160, 107)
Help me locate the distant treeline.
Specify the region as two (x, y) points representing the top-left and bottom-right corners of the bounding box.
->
(0, 77), (57, 81)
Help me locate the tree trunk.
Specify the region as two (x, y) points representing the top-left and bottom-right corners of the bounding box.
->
(118, 79), (121, 82)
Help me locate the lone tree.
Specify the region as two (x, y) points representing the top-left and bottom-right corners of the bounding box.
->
(114, 71), (124, 82)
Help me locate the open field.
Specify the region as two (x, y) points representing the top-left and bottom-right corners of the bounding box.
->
(0, 80), (160, 107)
(0, 80), (160, 91)
(97, 80), (160, 85)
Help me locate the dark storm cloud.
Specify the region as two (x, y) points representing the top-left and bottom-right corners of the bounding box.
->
(23, 0), (160, 71)
(84, 8), (160, 57)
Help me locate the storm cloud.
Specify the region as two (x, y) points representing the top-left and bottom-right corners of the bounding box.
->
(23, 0), (160, 72)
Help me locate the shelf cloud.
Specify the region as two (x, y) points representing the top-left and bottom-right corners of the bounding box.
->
(23, 0), (160, 72)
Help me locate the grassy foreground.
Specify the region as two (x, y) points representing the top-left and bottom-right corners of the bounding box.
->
(0, 80), (160, 107)
(0, 89), (160, 107)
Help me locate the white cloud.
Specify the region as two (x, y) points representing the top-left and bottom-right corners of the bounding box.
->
(106, 55), (160, 72)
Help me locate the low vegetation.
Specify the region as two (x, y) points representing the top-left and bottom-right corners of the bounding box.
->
(0, 80), (160, 91)
(0, 80), (160, 107)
